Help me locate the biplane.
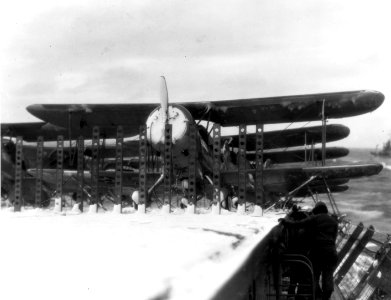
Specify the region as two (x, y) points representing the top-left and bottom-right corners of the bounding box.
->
(1, 77), (385, 212)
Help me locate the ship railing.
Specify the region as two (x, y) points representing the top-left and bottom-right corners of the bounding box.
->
(266, 254), (316, 300)
(334, 221), (391, 300)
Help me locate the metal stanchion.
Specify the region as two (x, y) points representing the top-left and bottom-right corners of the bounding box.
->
(35, 136), (44, 207)
(212, 124), (221, 215)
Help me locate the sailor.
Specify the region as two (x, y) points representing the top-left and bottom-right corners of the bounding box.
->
(280, 201), (338, 300)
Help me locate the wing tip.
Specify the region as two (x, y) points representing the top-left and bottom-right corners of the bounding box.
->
(362, 90), (385, 109)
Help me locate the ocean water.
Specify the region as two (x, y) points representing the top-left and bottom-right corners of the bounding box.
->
(315, 148), (391, 234)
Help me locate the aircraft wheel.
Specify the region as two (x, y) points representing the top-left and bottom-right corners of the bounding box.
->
(232, 196), (239, 208)
(219, 187), (229, 209)
(131, 190), (139, 204)
(180, 197), (189, 208)
(1, 188), (9, 200)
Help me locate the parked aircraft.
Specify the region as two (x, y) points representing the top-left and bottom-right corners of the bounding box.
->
(1, 77), (385, 209)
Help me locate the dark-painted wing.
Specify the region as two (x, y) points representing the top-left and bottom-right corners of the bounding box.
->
(2, 122), (45, 138)
(26, 90), (383, 138)
(1, 121), (126, 142)
(310, 178), (350, 186)
(302, 163), (384, 178)
(183, 90), (384, 125)
(246, 147), (349, 163)
(84, 141), (140, 158)
(1, 121), (139, 142)
(32, 169), (152, 193)
(295, 185), (349, 197)
(98, 146), (347, 168)
(221, 162), (383, 193)
(26, 103), (158, 139)
(1, 122), (70, 142)
(224, 124), (350, 150)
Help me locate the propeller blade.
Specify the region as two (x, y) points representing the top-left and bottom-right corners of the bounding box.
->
(160, 76), (169, 123)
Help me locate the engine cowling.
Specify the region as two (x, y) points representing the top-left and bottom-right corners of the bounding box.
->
(146, 104), (196, 170)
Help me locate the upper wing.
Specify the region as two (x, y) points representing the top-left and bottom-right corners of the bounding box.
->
(183, 90), (384, 125)
(25, 90), (384, 137)
(26, 103), (157, 138)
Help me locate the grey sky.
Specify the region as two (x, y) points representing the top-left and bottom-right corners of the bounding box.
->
(1, 0), (390, 148)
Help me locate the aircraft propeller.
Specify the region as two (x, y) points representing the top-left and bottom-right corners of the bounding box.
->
(160, 76), (169, 124)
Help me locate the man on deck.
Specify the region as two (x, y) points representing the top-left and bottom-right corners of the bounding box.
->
(280, 201), (338, 300)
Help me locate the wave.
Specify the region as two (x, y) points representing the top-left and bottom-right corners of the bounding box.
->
(381, 162), (391, 170)
(343, 209), (384, 221)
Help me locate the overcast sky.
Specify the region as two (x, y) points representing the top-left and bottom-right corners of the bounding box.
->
(1, 0), (390, 148)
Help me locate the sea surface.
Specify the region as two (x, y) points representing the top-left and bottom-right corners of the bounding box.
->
(313, 148), (391, 234)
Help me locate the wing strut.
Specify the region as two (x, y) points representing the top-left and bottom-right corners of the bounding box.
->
(288, 175), (318, 197)
(255, 124), (264, 210)
(304, 131), (307, 162)
(321, 99), (327, 166)
(68, 111), (73, 166)
(306, 186), (318, 203)
(264, 175), (318, 212)
(322, 177), (341, 216)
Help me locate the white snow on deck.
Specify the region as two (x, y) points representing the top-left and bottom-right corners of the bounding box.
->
(0, 208), (281, 300)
